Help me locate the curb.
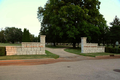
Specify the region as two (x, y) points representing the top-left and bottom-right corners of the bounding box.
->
(95, 55), (120, 58)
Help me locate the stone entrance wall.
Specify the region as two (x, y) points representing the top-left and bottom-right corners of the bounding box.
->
(6, 35), (46, 55)
(81, 37), (105, 53)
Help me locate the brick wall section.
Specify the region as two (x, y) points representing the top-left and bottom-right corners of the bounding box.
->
(81, 37), (105, 53)
(6, 35), (46, 55)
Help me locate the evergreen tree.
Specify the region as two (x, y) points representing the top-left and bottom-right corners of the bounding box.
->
(110, 16), (120, 26)
(109, 16), (120, 47)
(22, 28), (30, 42)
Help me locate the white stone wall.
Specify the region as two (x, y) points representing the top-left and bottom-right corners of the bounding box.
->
(6, 35), (46, 55)
(81, 37), (105, 53)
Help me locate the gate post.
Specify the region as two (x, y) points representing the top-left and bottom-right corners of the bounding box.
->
(81, 37), (87, 53)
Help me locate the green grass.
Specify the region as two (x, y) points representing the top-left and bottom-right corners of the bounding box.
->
(0, 50), (59, 60)
(0, 43), (21, 47)
(64, 48), (120, 57)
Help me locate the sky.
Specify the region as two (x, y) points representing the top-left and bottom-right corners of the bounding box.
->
(0, 0), (48, 36)
(0, 0), (120, 36)
(99, 0), (120, 26)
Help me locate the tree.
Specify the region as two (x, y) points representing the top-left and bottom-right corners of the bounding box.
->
(4, 27), (22, 43)
(0, 30), (5, 43)
(29, 33), (38, 42)
(109, 16), (120, 47)
(109, 26), (120, 47)
(37, 0), (107, 47)
(96, 14), (108, 45)
(22, 28), (30, 42)
(110, 16), (120, 26)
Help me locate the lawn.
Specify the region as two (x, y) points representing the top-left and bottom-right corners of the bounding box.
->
(64, 48), (120, 57)
(0, 43), (21, 47)
(0, 50), (59, 60)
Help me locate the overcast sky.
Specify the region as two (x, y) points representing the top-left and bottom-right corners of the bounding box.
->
(0, 0), (120, 36)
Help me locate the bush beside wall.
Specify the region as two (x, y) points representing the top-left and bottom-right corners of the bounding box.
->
(0, 47), (6, 56)
(105, 47), (120, 53)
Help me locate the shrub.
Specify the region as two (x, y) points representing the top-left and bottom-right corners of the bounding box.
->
(0, 47), (6, 56)
(105, 47), (120, 53)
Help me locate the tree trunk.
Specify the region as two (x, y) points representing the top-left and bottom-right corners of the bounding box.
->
(73, 42), (76, 48)
(53, 42), (56, 46)
(56, 43), (58, 45)
(103, 41), (105, 46)
(77, 43), (79, 48)
(112, 43), (115, 48)
(12, 41), (14, 44)
(98, 38), (101, 46)
(103, 38), (105, 46)
(98, 41), (100, 46)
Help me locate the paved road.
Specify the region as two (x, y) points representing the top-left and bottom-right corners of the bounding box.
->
(46, 48), (78, 58)
(45, 48), (91, 60)
(0, 48), (120, 80)
(0, 59), (120, 80)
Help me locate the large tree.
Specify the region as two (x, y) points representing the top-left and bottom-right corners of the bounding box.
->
(109, 16), (120, 47)
(4, 27), (22, 43)
(97, 14), (108, 45)
(37, 0), (107, 47)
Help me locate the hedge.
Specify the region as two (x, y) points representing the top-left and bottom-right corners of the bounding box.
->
(0, 47), (6, 56)
(105, 47), (120, 53)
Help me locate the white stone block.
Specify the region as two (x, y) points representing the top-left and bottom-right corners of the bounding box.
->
(22, 42), (26, 47)
(27, 48), (32, 51)
(37, 48), (40, 51)
(34, 48), (38, 51)
(26, 51), (30, 55)
(32, 51), (36, 55)
(22, 51), (26, 55)
(36, 51), (40, 54)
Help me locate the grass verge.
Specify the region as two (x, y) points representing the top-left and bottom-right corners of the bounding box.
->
(0, 50), (59, 60)
(0, 43), (21, 47)
(64, 48), (120, 57)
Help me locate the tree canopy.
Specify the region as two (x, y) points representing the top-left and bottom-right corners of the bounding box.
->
(110, 16), (120, 26)
(109, 16), (120, 47)
(37, 0), (107, 47)
(4, 27), (22, 43)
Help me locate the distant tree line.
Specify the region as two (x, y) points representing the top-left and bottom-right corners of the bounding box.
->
(0, 27), (40, 43)
(37, 0), (120, 48)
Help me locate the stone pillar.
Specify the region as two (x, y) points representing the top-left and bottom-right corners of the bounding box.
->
(40, 35), (46, 54)
(81, 37), (87, 53)
(40, 35), (46, 44)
